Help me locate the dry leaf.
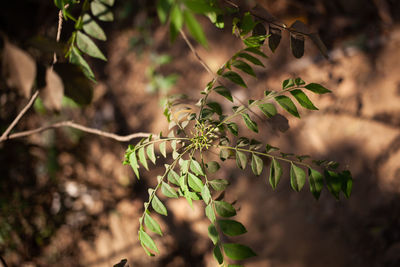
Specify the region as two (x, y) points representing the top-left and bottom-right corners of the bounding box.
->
(40, 68), (64, 111)
(2, 40), (36, 98)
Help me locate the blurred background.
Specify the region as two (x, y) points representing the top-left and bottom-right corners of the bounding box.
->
(1, 0), (400, 266)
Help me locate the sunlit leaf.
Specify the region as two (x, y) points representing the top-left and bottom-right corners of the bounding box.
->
(208, 224), (219, 244)
(139, 229), (159, 253)
(218, 219), (247, 236)
(144, 213), (162, 236)
(237, 52), (264, 67)
(151, 195), (168, 216)
(82, 14), (106, 41)
(188, 173), (203, 192)
(138, 147), (149, 171)
(269, 158), (282, 189)
(304, 83), (331, 94)
(91, 0), (114, 21)
(202, 185), (211, 204)
(222, 71), (247, 88)
(170, 4), (183, 41)
(206, 204), (216, 223)
(159, 141), (167, 158)
(214, 86), (233, 102)
(167, 169), (180, 186)
(235, 150), (247, 170)
(223, 243), (257, 260)
(290, 163), (306, 192)
(275, 95), (300, 118)
(282, 78), (295, 89)
(214, 201), (236, 217)
(251, 154), (263, 176)
(129, 151), (140, 179)
(290, 89), (318, 110)
(161, 181), (178, 198)
(190, 159), (205, 176)
(257, 103), (277, 118)
(146, 144), (156, 164)
(232, 60), (256, 77)
(241, 113), (258, 133)
(209, 179), (229, 191)
(69, 46), (96, 82)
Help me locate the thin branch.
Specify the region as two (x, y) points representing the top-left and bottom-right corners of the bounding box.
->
(179, 29), (265, 123)
(2, 121), (151, 142)
(1, 7), (66, 142)
(180, 30), (214, 76)
(0, 91), (39, 142)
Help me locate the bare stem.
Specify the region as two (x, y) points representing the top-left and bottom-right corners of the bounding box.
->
(1, 121), (151, 142)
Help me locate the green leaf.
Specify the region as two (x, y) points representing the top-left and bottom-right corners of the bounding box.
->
(206, 161), (220, 174)
(308, 168), (323, 200)
(157, 0), (172, 24)
(139, 229), (159, 253)
(227, 122), (238, 136)
(76, 31), (107, 61)
(269, 158), (282, 189)
(185, 0), (219, 14)
(159, 141), (167, 158)
(144, 213), (163, 236)
(140, 241), (155, 256)
(231, 60), (256, 77)
(324, 170), (341, 200)
(146, 144), (156, 165)
(151, 195), (168, 216)
(295, 77), (305, 86)
(290, 89), (318, 110)
(91, 0), (114, 21)
(207, 102), (222, 115)
(222, 71), (247, 88)
(290, 163), (306, 192)
(282, 78), (295, 89)
(129, 151), (140, 179)
(213, 245), (223, 264)
(275, 95), (300, 118)
(138, 147), (149, 171)
(251, 154), (263, 176)
(240, 12), (257, 35)
(237, 52), (264, 67)
(218, 219), (247, 236)
(268, 25), (281, 52)
(170, 4), (183, 41)
(167, 169), (180, 186)
(340, 170), (352, 199)
(209, 179), (229, 191)
(219, 148), (230, 161)
(244, 47), (268, 58)
(266, 144), (279, 153)
(98, 0), (115, 6)
(214, 201), (236, 217)
(257, 103), (277, 118)
(235, 150), (247, 170)
(202, 185), (211, 204)
(223, 243), (257, 260)
(304, 83), (331, 94)
(214, 86), (233, 102)
(190, 159), (205, 176)
(161, 181), (178, 198)
(82, 14), (106, 41)
(208, 224), (219, 245)
(188, 173), (203, 192)
(241, 113), (258, 133)
(69, 47), (95, 81)
(206, 204), (216, 223)
(183, 10), (208, 47)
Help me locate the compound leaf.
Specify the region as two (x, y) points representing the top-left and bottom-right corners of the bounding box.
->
(257, 103), (277, 118)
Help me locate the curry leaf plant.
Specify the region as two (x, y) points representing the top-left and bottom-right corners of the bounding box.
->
(123, 11), (352, 267)
(128, 2), (354, 266)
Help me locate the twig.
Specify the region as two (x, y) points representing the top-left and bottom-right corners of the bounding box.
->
(2, 121), (151, 142)
(0, 7), (66, 142)
(179, 29), (266, 123)
(0, 91), (39, 142)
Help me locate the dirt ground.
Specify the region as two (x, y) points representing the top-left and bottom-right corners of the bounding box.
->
(1, 1), (400, 266)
